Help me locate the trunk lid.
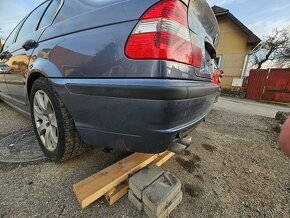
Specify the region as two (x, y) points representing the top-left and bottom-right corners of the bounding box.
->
(187, 0), (219, 79)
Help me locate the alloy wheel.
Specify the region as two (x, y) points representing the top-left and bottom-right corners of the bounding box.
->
(33, 90), (58, 151)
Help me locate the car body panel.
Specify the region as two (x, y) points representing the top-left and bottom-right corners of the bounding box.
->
(46, 0), (158, 40)
(36, 0), (216, 80)
(38, 20), (204, 80)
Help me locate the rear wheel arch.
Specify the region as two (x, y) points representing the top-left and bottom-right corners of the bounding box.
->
(27, 71), (46, 100)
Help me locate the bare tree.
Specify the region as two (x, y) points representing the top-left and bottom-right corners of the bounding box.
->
(275, 41), (290, 68)
(251, 29), (290, 69)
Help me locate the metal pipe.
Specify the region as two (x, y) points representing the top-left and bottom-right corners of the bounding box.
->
(168, 142), (187, 154)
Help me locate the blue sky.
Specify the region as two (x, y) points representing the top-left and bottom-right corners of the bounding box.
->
(208, 0), (290, 37)
(0, 0), (43, 38)
(0, 0), (290, 39)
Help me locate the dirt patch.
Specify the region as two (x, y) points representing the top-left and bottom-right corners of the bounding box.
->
(184, 183), (203, 198)
(202, 143), (217, 152)
(194, 174), (204, 182)
(192, 154), (201, 162)
(175, 154), (201, 174)
(183, 150), (191, 156)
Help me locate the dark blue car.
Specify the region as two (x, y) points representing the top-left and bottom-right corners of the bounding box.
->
(0, 0), (219, 162)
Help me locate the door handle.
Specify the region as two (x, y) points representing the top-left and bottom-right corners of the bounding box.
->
(0, 51), (12, 60)
(22, 40), (38, 51)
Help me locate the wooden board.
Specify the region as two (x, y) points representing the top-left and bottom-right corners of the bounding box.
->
(104, 151), (175, 205)
(154, 151), (175, 167)
(105, 180), (129, 205)
(73, 153), (159, 208)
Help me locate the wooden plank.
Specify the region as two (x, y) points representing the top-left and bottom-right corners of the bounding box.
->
(105, 180), (129, 205)
(154, 151), (175, 167)
(73, 153), (159, 208)
(104, 151), (175, 205)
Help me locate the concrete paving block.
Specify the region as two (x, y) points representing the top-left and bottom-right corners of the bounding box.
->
(143, 172), (181, 215)
(128, 190), (143, 211)
(129, 163), (164, 199)
(144, 191), (183, 218)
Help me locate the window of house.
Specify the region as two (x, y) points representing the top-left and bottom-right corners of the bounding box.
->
(214, 55), (222, 68)
(38, 0), (61, 29)
(16, 1), (50, 42)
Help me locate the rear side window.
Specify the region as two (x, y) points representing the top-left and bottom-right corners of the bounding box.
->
(38, 0), (61, 29)
(16, 1), (50, 41)
(3, 21), (24, 50)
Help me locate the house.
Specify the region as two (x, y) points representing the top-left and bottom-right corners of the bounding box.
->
(212, 5), (261, 89)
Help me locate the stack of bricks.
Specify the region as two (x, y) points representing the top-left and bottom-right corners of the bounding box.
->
(128, 164), (182, 218)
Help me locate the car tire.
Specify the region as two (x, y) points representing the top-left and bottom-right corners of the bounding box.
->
(30, 77), (88, 162)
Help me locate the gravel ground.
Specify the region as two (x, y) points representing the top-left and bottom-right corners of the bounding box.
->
(0, 102), (31, 139)
(0, 100), (289, 217)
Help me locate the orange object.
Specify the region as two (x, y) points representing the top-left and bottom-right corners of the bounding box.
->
(213, 68), (221, 85)
(213, 62), (222, 86)
(279, 116), (290, 158)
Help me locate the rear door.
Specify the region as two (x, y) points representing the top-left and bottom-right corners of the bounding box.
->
(2, 1), (50, 105)
(0, 21), (23, 99)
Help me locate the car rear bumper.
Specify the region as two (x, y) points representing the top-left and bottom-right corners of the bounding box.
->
(50, 78), (219, 153)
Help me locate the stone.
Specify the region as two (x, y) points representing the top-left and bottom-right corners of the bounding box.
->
(143, 172), (181, 216)
(129, 163), (164, 199)
(275, 111), (290, 125)
(128, 190), (143, 211)
(273, 123), (282, 133)
(144, 191), (183, 218)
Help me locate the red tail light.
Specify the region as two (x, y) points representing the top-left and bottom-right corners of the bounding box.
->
(125, 0), (202, 67)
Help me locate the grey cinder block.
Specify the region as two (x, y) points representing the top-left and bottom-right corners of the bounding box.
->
(144, 191), (183, 218)
(128, 190), (143, 211)
(143, 172), (181, 216)
(129, 163), (164, 199)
